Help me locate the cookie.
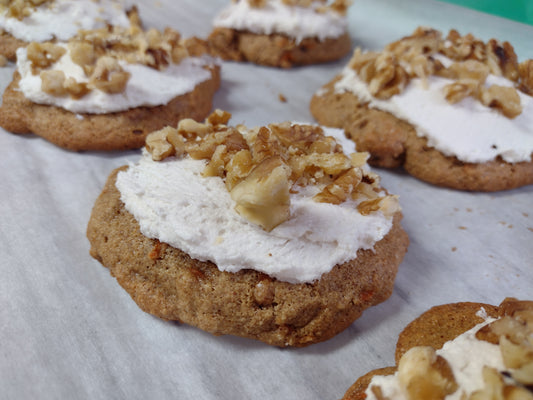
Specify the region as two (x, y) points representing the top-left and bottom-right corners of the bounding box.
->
(0, 26), (220, 151)
(87, 114), (409, 347)
(0, 0), (138, 61)
(0, 31), (26, 61)
(341, 298), (533, 400)
(207, 0), (351, 67)
(311, 27), (533, 191)
(0, 69), (220, 151)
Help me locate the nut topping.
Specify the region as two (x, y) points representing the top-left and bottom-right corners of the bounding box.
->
(348, 27), (531, 118)
(230, 156), (291, 231)
(144, 111), (400, 231)
(396, 346), (458, 400)
(0, 0), (50, 20)
(26, 17), (208, 99)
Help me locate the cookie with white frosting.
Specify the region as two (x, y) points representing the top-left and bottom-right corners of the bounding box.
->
(0, 25), (220, 151)
(87, 111), (409, 347)
(311, 27), (533, 191)
(342, 298), (533, 400)
(207, 0), (352, 68)
(0, 0), (138, 61)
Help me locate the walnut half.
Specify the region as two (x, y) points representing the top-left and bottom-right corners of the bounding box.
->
(230, 156), (291, 232)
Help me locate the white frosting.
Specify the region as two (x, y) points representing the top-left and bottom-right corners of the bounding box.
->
(0, 0), (130, 42)
(365, 317), (504, 400)
(115, 127), (394, 284)
(333, 63), (533, 164)
(16, 46), (216, 114)
(213, 0), (347, 43)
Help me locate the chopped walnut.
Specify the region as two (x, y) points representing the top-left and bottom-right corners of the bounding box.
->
(145, 127), (176, 161)
(479, 85), (522, 119)
(367, 53), (410, 100)
(440, 29), (487, 62)
(144, 111), (398, 231)
(314, 168), (362, 204)
(446, 60), (490, 81)
(349, 49), (410, 100)
(89, 56), (130, 94)
(63, 77), (90, 99)
(177, 118), (212, 138)
(225, 149), (254, 191)
(518, 60), (533, 96)
(68, 41), (96, 74)
(26, 42), (66, 74)
(486, 39), (519, 81)
(250, 126), (283, 163)
(443, 79), (479, 104)
(207, 109), (232, 127)
(230, 156), (291, 232)
(203, 145), (230, 178)
(397, 346), (458, 400)
(386, 27), (442, 57)
(27, 20), (206, 98)
(40, 70), (67, 96)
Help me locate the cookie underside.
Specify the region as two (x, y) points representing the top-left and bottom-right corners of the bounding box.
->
(208, 27), (351, 68)
(341, 301), (501, 400)
(87, 167), (409, 347)
(311, 78), (533, 192)
(0, 66), (220, 151)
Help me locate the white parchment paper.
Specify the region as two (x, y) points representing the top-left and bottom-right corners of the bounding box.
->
(1, 1), (532, 399)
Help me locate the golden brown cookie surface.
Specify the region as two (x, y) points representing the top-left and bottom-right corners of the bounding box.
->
(0, 31), (26, 61)
(0, 67), (220, 151)
(208, 27), (351, 68)
(87, 167), (409, 347)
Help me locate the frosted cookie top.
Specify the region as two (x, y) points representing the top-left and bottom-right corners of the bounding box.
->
(16, 26), (217, 114)
(0, 0), (131, 42)
(116, 111), (400, 283)
(331, 27), (533, 164)
(213, 0), (350, 43)
(365, 299), (533, 400)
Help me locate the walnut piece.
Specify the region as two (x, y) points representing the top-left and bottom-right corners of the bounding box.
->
(89, 56), (130, 94)
(518, 60), (533, 96)
(486, 39), (519, 81)
(40, 70), (67, 96)
(396, 346), (458, 400)
(479, 85), (522, 119)
(443, 79), (479, 104)
(230, 156), (291, 232)
(26, 42), (66, 74)
(145, 127), (178, 161)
